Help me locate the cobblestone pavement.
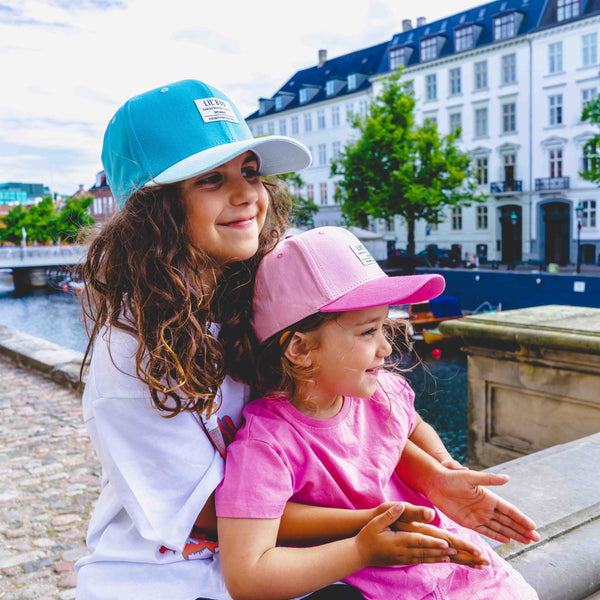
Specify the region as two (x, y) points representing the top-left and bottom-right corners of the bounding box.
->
(0, 357), (99, 599)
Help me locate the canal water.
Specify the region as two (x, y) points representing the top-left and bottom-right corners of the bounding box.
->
(0, 271), (468, 462)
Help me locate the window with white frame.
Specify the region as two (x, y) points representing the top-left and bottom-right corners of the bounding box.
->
(549, 148), (563, 178)
(582, 33), (598, 67)
(451, 206), (463, 230)
(581, 200), (597, 228)
(504, 154), (516, 187)
(449, 68), (461, 95)
(455, 26), (474, 52)
(332, 141), (341, 160)
(318, 144), (327, 166)
(256, 123), (264, 136)
(299, 88), (308, 103)
(476, 205), (489, 229)
(475, 156), (489, 184)
(474, 61), (488, 90)
(275, 96), (283, 111)
(348, 74), (357, 91)
(549, 42), (563, 73)
(389, 47), (407, 70)
(320, 182), (328, 205)
(426, 74), (437, 101)
(326, 81), (335, 96)
(317, 109), (326, 129)
(475, 108), (488, 137)
(582, 88), (598, 111)
(549, 94), (563, 126)
(450, 112), (462, 136)
(278, 119), (286, 136)
(494, 13), (516, 41)
(359, 100), (368, 117)
(331, 106), (340, 127)
(267, 121), (275, 134)
(582, 138), (599, 172)
(345, 103), (354, 120)
(501, 54), (516, 84)
(557, 0), (580, 21)
(502, 102), (516, 133)
(306, 184), (314, 200)
(291, 116), (299, 135)
(304, 113), (312, 132)
(421, 37), (438, 62)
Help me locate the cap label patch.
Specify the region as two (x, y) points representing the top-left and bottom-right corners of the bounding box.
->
(350, 243), (376, 266)
(195, 98), (239, 123)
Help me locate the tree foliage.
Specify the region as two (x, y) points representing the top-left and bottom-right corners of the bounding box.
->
(269, 172), (319, 228)
(581, 95), (600, 185)
(331, 71), (485, 254)
(0, 195), (94, 244)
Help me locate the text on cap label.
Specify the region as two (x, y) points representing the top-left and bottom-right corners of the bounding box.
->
(195, 98), (239, 124)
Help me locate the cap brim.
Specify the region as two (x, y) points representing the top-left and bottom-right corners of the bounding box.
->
(320, 274), (446, 312)
(148, 136), (312, 186)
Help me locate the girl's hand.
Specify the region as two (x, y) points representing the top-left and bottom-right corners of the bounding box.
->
(356, 503), (462, 567)
(427, 469), (541, 545)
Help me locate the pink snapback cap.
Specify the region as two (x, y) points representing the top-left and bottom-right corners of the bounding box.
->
(251, 226), (445, 342)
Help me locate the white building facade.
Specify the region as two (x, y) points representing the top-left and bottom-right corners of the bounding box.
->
(247, 0), (600, 265)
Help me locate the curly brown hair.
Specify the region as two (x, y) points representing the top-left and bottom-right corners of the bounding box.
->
(80, 177), (291, 417)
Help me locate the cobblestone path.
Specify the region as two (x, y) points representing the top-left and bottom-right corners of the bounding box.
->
(0, 357), (99, 599)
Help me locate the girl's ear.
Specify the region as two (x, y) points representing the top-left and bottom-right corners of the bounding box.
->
(284, 332), (313, 367)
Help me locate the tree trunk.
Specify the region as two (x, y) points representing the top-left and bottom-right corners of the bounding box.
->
(407, 219), (416, 255)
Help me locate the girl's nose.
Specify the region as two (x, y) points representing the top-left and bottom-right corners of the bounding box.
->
(378, 334), (392, 357)
(229, 177), (258, 206)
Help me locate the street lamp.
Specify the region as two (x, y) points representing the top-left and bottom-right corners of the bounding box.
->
(510, 210), (518, 270)
(576, 202), (584, 274)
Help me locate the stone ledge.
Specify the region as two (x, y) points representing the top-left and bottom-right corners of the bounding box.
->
(0, 325), (86, 392)
(485, 433), (600, 600)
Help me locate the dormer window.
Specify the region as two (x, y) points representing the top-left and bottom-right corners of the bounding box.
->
(299, 85), (320, 104)
(299, 88), (308, 103)
(389, 46), (414, 70)
(259, 98), (275, 115)
(454, 24), (482, 52)
(493, 12), (523, 41)
(347, 72), (367, 92)
(348, 74), (357, 91)
(556, 0), (580, 21)
(325, 78), (345, 97)
(420, 37), (438, 61)
(274, 92), (294, 111)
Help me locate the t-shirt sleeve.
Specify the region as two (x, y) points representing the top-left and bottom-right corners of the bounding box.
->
(216, 420), (293, 519)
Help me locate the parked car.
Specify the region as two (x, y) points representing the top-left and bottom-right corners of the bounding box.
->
(416, 245), (462, 268)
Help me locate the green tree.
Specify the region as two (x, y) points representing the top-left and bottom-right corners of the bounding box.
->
(0, 204), (28, 244)
(269, 172), (318, 228)
(581, 95), (600, 185)
(54, 195), (95, 243)
(331, 71), (485, 255)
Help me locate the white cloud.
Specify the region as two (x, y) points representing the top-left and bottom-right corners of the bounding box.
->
(0, 0), (483, 194)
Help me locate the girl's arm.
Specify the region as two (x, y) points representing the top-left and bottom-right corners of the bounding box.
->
(409, 413), (466, 469)
(218, 504), (455, 600)
(397, 441), (540, 545)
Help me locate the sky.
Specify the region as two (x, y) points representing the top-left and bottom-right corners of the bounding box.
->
(0, 0), (485, 196)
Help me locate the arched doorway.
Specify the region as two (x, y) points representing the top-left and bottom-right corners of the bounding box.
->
(542, 202), (570, 265)
(499, 205), (522, 265)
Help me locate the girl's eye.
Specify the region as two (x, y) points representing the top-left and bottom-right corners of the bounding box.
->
(361, 328), (376, 337)
(196, 173), (222, 186)
(243, 166), (259, 179)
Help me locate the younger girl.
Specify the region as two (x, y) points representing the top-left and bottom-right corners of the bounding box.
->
(216, 226), (539, 600)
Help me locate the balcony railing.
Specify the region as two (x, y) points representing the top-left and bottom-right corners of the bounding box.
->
(490, 180), (523, 194)
(535, 176), (570, 192)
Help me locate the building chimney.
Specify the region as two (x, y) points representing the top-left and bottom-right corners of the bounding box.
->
(416, 16), (427, 27)
(318, 49), (327, 68)
(402, 19), (412, 32)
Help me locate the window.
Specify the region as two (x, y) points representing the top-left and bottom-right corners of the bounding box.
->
(475, 108), (488, 137)
(450, 112), (462, 136)
(326, 80), (335, 96)
(278, 119), (286, 136)
(304, 113), (312, 132)
(291, 116), (299, 135)
(345, 103), (354, 120)
(504, 154), (516, 188)
(494, 13), (516, 41)
(267, 121), (274, 134)
(549, 94), (563, 126)
(583, 88), (598, 111)
(389, 47), (407, 70)
(358, 100), (368, 117)
(331, 106), (340, 127)
(275, 96), (283, 111)
(557, 0), (580, 22)
(502, 102), (516, 133)
(299, 88), (308, 103)
(582, 33), (598, 67)
(348, 74), (357, 91)
(421, 37), (437, 62)
(549, 42), (563, 73)
(501, 54), (516, 84)
(550, 148), (563, 178)
(426, 74), (437, 101)
(306, 184), (314, 200)
(320, 182), (328, 205)
(332, 141), (341, 160)
(582, 139), (598, 173)
(581, 200), (597, 228)
(317, 109), (326, 129)
(318, 144), (327, 166)
(476, 206), (489, 230)
(455, 26), (474, 52)
(451, 207), (463, 230)
(256, 124), (264, 136)
(474, 61), (488, 90)
(475, 157), (489, 184)
(449, 68), (461, 95)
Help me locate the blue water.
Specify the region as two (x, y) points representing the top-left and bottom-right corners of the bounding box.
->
(0, 271), (468, 461)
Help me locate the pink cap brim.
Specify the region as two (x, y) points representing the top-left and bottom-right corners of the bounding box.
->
(320, 274), (446, 312)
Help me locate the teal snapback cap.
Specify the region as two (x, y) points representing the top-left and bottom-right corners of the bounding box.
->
(102, 79), (312, 207)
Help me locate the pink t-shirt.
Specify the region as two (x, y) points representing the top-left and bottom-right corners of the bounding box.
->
(216, 372), (537, 600)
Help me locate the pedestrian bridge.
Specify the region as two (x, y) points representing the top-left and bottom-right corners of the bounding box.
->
(0, 245), (86, 270)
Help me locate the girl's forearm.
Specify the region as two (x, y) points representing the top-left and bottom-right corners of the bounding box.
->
(409, 416), (455, 464)
(396, 439), (447, 499)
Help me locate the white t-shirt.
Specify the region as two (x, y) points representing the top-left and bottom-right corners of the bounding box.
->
(75, 326), (249, 600)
